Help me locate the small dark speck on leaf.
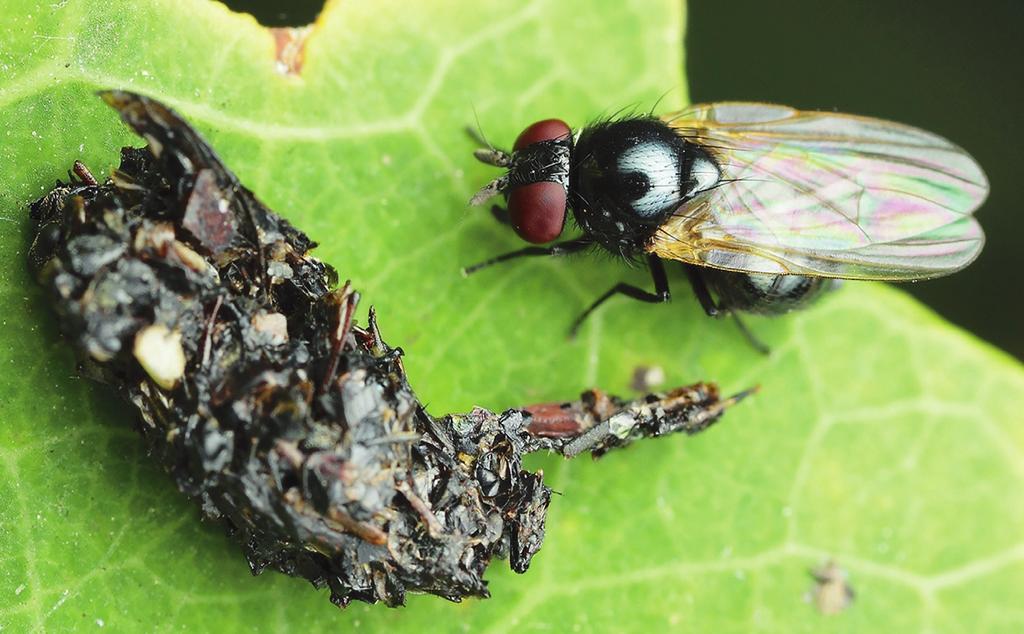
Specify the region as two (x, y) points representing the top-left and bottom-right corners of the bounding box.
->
(630, 365), (665, 392)
(806, 560), (855, 615)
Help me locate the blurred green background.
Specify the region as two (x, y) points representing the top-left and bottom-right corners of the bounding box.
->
(229, 0), (1023, 360)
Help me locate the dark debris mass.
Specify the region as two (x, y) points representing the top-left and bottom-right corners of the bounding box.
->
(26, 91), (751, 608)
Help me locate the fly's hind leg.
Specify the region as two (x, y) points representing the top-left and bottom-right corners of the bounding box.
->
(729, 313), (770, 356)
(684, 265), (770, 355)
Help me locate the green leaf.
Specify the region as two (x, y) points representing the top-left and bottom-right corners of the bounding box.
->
(1, 0), (1022, 631)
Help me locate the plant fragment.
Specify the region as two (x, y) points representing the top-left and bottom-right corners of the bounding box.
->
(26, 90), (751, 608)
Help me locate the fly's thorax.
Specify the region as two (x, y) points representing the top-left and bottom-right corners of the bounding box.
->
(568, 117), (720, 255)
(702, 269), (839, 315)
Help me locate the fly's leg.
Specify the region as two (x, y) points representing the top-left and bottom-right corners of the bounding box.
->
(730, 313), (770, 356)
(462, 238), (591, 275)
(489, 204), (511, 226)
(568, 255), (670, 338)
(684, 265), (719, 317)
(684, 265), (770, 355)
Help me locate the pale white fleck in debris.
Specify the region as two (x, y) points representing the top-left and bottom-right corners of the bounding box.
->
(380, 154), (392, 165)
(96, 618), (105, 627)
(342, 370), (383, 424)
(133, 325), (186, 390)
(143, 133), (163, 157)
(266, 260), (294, 279)
(171, 241), (208, 273)
(252, 311), (289, 345)
(14, 583), (25, 596)
(608, 411), (636, 438)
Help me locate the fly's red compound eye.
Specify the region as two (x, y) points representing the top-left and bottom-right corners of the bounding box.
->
(509, 182), (567, 243)
(507, 119), (572, 243)
(513, 119), (571, 150)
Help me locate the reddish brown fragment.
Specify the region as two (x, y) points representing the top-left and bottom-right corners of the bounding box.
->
(328, 505), (388, 545)
(72, 160), (98, 186)
(182, 168), (238, 255)
(524, 402), (584, 438)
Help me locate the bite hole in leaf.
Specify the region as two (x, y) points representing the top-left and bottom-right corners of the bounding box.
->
(219, 0), (324, 27)
(216, 0), (327, 75)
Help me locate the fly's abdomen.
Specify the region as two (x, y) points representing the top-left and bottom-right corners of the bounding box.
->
(704, 270), (838, 315)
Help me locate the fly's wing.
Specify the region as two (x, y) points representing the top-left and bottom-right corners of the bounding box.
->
(649, 102), (988, 279)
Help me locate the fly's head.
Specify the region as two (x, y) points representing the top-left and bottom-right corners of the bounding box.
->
(471, 119), (573, 244)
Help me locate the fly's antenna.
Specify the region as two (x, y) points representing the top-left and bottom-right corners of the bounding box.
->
(466, 106), (513, 204)
(467, 105), (494, 150)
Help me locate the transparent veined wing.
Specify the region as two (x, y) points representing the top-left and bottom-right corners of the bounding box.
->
(647, 102), (988, 279)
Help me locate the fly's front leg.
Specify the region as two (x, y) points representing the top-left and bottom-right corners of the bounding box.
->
(462, 238), (591, 276)
(489, 204), (511, 226)
(568, 255), (670, 338)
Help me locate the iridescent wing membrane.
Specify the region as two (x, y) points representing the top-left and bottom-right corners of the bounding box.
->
(648, 102), (988, 279)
